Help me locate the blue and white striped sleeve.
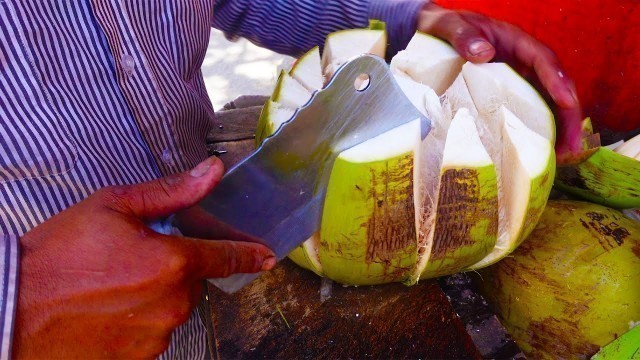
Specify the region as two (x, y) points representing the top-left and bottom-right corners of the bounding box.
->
(212, 0), (427, 57)
(0, 234), (19, 360)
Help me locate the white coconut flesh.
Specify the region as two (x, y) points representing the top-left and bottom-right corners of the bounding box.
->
(443, 108), (493, 168)
(260, 30), (555, 284)
(469, 106), (552, 269)
(290, 46), (324, 92)
(263, 101), (295, 135)
(462, 62), (555, 142)
(390, 32), (465, 95)
(614, 133), (640, 159)
(413, 107), (498, 279)
(273, 70), (312, 109)
(322, 29), (386, 81)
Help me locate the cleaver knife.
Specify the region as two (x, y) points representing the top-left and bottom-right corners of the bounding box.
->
(198, 55), (432, 293)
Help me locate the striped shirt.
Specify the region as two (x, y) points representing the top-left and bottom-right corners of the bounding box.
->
(0, 0), (426, 358)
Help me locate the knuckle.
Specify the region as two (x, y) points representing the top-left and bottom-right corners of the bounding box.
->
(96, 185), (130, 212)
(160, 247), (191, 283)
(221, 242), (238, 278)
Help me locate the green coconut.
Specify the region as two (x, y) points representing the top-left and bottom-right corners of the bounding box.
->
(555, 147), (640, 209)
(420, 108), (498, 278)
(319, 120), (422, 285)
(592, 326), (640, 360)
(478, 200), (640, 359)
(258, 29), (556, 285)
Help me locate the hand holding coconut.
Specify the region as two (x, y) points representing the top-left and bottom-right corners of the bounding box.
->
(417, 3), (584, 163)
(12, 157), (275, 359)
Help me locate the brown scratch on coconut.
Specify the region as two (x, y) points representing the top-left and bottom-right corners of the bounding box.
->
(429, 168), (497, 263)
(583, 211), (630, 249)
(365, 155), (415, 274)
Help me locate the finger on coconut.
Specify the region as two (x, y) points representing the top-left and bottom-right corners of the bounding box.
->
(319, 120), (421, 286)
(421, 108), (498, 279)
(390, 32), (465, 95)
(289, 46), (324, 92)
(321, 29), (387, 81)
(469, 107), (554, 270)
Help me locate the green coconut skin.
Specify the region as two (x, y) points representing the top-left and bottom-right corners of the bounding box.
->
(255, 100), (272, 146)
(318, 152), (418, 286)
(287, 236), (323, 276)
(468, 149), (555, 270)
(420, 164), (498, 278)
(591, 326), (640, 360)
(555, 147), (640, 209)
(478, 200), (640, 360)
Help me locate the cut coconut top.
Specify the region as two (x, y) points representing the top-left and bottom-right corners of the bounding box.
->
(266, 101), (296, 132)
(462, 62), (554, 141)
(442, 108), (493, 168)
(501, 106), (551, 176)
(322, 29), (386, 78)
(614, 133), (640, 159)
(338, 119), (421, 163)
(290, 46), (324, 92)
(273, 70), (312, 109)
(390, 33), (464, 95)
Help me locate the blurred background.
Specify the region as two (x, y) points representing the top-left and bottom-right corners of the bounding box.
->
(203, 29), (294, 110)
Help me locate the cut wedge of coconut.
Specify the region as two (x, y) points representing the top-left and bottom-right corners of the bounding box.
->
(390, 32), (464, 95)
(462, 62), (555, 141)
(289, 46), (324, 92)
(287, 233), (323, 276)
(272, 70), (312, 109)
(255, 100), (295, 145)
(319, 120), (422, 285)
(322, 28), (387, 81)
(419, 108), (498, 278)
(469, 107), (554, 269)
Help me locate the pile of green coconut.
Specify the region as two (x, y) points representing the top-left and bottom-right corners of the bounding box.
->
(256, 23), (640, 359)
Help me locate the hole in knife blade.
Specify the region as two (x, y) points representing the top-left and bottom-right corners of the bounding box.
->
(354, 74), (370, 92)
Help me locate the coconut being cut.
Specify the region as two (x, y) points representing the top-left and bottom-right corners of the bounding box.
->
(257, 29), (556, 285)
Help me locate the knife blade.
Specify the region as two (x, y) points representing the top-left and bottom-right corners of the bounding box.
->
(198, 55), (432, 293)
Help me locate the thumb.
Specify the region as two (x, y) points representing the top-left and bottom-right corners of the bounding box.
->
(107, 156), (224, 219)
(172, 237), (276, 279)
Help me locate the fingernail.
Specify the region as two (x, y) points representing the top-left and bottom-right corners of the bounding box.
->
(262, 257), (276, 271)
(468, 40), (493, 56)
(190, 157), (214, 177)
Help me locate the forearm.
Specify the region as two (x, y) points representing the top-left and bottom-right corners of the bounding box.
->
(0, 234), (19, 359)
(212, 0), (427, 57)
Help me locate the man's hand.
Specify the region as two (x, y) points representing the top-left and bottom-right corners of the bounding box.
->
(417, 3), (584, 163)
(13, 157), (275, 359)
